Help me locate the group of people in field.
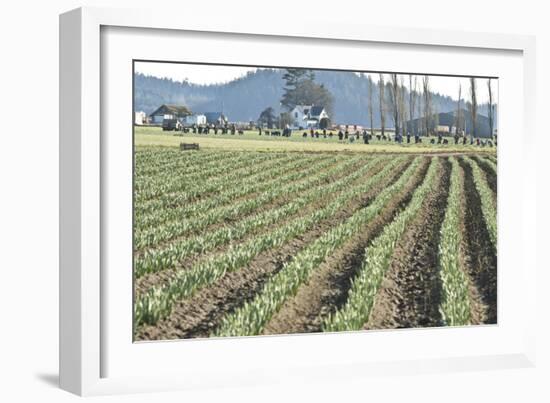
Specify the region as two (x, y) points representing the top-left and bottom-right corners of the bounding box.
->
(180, 122), (496, 147)
(257, 124), (497, 147)
(180, 124), (245, 136)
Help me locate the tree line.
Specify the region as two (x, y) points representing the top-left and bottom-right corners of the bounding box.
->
(364, 74), (496, 140)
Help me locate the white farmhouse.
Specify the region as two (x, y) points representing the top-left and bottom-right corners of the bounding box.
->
(289, 105), (330, 129)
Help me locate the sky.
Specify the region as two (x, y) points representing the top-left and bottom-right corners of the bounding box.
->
(135, 62), (497, 103)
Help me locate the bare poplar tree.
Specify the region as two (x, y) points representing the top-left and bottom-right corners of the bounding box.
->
(409, 75), (417, 135)
(469, 77), (478, 141)
(487, 78), (494, 138)
(422, 76), (431, 136)
(400, 75), (408, 140)
(388, 73), (400, 139)
(378, 74), (386, 137)
(368, 75), (374, 136)
(455, 82), (462, 136)
(418, 81), (423, 136)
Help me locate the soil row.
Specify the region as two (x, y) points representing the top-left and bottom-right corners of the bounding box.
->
(364, 158), (450, 330)
(458, 157), (498, 324)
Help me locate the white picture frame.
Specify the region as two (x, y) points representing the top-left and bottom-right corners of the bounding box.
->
(60, 6), (537, 396)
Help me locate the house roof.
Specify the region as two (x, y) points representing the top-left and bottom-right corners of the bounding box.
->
(310, 106), (325, 117)
(150, 104), (191, 117)
(203, 112), (228, 123)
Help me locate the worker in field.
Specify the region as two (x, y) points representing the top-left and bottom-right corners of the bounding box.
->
(362, 129), (369, 144)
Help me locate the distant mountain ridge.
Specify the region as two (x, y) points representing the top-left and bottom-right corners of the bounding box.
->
(134, 69), (495, 127)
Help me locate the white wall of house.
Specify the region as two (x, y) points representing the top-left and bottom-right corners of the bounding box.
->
(317, 110), (329, 121)
(290, 105), (310, 129)
(185, 114), (207, 125)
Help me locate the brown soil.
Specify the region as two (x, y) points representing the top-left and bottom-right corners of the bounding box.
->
(364, 158), (450, 330)
(262, 158), (431, 335)
(134, 157), (377, 296)
(455, 166), (486, 325)
(135, 158), (413, 341)
(458, 157), (497, 324)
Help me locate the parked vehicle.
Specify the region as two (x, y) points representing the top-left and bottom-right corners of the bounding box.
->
(162, 118), (182, 131)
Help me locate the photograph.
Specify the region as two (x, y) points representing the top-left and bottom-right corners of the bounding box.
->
(132, 61), (498, 341)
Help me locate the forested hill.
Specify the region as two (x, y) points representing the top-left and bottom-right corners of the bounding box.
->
(134, 69), (494, 126)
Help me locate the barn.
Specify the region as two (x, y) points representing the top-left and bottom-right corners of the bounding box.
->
(406, 109), (495, 138)
(149, 104), (191, 124)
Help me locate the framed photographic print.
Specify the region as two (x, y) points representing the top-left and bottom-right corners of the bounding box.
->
(60, 6), (537, 396)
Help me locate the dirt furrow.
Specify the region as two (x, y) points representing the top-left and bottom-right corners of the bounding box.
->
(135, 158), (413, 341)
(458, 157), (498, 324)
(364, 158), (450, 330)
(260, 158), (432, 335)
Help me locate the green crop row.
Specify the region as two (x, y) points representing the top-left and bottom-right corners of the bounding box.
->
(438, 158), (472, 326)
(213, 157), (424, 337)
(135, 153), (292, 201)
(464, 157), (497, 250)
(135, 153), (343, 233)
(322, 157), (438, 332)
(134, 155), (347, 249)
(478, 156), (497, 177)
(135, 155), (383, 278)
(134, 156), (409, 327)
(135, 153), (321, 217)
(136, 150), (242, 178)
(136, 150), (233, 177)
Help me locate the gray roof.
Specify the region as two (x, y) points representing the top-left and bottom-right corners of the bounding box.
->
(150, 104), (191, 117)
(310, 106), (325, 117)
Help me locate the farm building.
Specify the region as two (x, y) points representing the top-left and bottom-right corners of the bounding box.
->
(149, 104), (192, 124)
(203, 112), (228, 126)
(184, 114), (207, 126)
(406, 109), (495, 138)
(290, 105), (330, 129)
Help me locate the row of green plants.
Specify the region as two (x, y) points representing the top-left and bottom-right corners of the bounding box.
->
(135, 156), (384, 277)
(135, 154), (343, 233)
(134, 155), (347, 249)
(322, 157), (438, 332)
(437, 158), (472, 326)
(464, 157), (497, 250)
(134, 157), (410, 327)
(136, 149), (239, 178)
(213, 157), (423, 337)
(136, 152), (289, 201)
(478, 156), (497, 177)
(135, 153), (321, 217)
